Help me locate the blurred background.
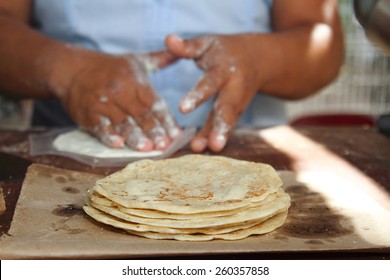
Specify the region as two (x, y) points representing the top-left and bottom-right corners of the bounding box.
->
(286, 0), (390, 123)
(0, 0), (389, 129)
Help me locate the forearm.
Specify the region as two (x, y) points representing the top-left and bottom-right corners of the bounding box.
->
(0, 15), (80, 99)
(252, 0), (345, 100)
(248, 22), (344, 100)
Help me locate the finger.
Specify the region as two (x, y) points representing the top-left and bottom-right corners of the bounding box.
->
(131, 89), (172, 150)
(81, 102), (126, 149)
(180, 68), (226, 114)
(208, 85), (249, 152)
(92, 101), (163, 152)
(208, 107), (233, 153)
(117, 116), (154, 152)
(151, 98), (182, 139)
(86, 114), (125, 149)
(147, 50), (178, 69)
(133, 111), (171, 151)
(190, 108), (232, 153)
(136, 51), (178, 73)
(190, 112), (214, 153)
(110, 84), (171, 150)
(165, 34), (216, 59)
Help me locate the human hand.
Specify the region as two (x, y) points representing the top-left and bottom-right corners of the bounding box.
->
(165, 34), (261, 153)
(51, 49), (181, 151)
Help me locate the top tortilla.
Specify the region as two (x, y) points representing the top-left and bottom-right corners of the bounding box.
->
(93, 155), (283, 214)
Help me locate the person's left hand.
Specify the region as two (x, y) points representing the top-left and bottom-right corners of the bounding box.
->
(165, 34), (262, 153)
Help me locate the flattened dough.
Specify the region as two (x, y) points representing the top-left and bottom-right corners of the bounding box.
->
(53, 130), (162, 158)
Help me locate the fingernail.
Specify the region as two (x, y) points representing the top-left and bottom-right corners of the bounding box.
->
(229, 66), (237, 73)
(99, 96), (109, 103)
(215, 134), (227, 145)
(180, 98), (196, 113)
(155, 137), (169, 150)
(136, 138), (153, 151)
(170, 34), (183, 43)
(103, 135), (124, 149)
(169, 127), (182, 139)
(156, 141), (168, 150)
(136, 139), (147, 150)
(198, 138), (208, 147)
(191, 138), (208, 152)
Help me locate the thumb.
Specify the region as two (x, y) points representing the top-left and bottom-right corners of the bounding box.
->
(165, 34), (215, 59)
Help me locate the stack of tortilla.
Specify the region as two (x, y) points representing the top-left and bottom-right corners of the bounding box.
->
(83, 155), (290, 241)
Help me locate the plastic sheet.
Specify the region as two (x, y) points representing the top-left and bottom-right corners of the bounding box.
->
(29, 127), (196, 167)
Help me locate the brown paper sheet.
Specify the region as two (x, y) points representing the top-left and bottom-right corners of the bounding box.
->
(0, 187), (5, 215)
(1, 164), (389, 259)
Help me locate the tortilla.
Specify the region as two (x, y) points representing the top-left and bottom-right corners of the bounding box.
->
(84, 155), (290, 241)
(93, 155), (283, 214)
(89, 189), (289, 228)
(124, 212), (288, 241)
(90, 190), (280, 220)
(84, 205), (285, 235)
(89, 191), (117, 207)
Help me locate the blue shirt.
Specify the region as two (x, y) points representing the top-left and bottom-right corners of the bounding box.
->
(32, 0), (286, 127)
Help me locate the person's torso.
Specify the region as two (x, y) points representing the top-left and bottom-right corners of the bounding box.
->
(33, 0), (285, 127)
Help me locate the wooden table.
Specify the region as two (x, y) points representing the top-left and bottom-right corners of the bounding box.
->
(1, 125), (389, 259)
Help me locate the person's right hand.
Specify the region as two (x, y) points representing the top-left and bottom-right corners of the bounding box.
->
(49, 49), (181, 151)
